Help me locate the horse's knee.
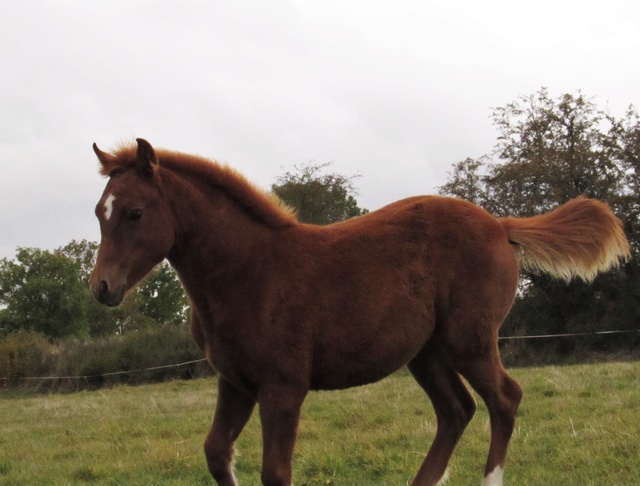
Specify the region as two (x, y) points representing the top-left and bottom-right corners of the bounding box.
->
(461, 393), (477, 426)
(443, 397), (476, 441)
(504, 377), (522, 431)
(492, 374), (522, 436)
(505, 375), (522, 407)
(462, 379), (478, 413)
(450, 393), (476, 422)
(501, 375), (522, 416)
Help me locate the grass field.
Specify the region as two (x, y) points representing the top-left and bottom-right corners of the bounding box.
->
(1, 361), (638, 485)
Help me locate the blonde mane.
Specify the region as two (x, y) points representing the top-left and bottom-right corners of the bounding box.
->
(102, 144), (298, 229)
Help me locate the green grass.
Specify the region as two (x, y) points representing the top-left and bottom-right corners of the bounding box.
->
(1, 361), (638, 485)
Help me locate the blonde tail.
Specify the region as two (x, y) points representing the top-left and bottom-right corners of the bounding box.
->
(500, 197), (630, 282)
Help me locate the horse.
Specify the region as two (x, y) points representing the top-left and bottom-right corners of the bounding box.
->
(89, 138), (630, 486)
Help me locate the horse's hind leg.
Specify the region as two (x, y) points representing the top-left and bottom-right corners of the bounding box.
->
(408, 340), (477, 486)
(205, 376), (256, 486)
(452, 341), (522, 486)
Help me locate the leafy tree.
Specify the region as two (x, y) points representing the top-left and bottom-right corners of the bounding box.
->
(0, 240), (189, 339)
(53, 239), (120, 336)
(56, 239), (99, 283)
(439, 157), (490, 207)
(489, 89), (624, 215)
(137, 261), (189, 325)
(441, 89), (627, 216)
(57, 240), (188, 330)
(0, 248), (89, 338)
(272, 161), (368, 224)
(439, 88), (640, 346)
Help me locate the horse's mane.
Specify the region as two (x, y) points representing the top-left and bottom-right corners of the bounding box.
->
(102, 144), (298, 229)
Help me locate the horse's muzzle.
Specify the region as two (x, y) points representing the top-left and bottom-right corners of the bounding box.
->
(92, 279), (125, 307)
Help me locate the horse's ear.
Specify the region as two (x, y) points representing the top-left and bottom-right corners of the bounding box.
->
(93, 143), (117, 175)
(135, 138), (159, 177)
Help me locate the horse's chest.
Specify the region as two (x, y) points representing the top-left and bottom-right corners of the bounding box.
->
(204, 326), (279, 390)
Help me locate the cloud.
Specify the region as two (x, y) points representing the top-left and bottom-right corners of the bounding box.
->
(1, 0), (639, 259)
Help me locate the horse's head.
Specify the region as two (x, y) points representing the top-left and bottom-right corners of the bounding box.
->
(90, 139), (175, 306)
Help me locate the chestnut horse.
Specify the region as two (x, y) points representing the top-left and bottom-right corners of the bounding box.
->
(90, 139), (629, 486)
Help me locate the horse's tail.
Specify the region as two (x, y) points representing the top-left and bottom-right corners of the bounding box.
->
(500, 196), (631, 282)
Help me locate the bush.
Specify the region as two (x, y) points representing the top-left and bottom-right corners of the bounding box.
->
(0, 331), (53, 384)
(55, 325), (214, 391)
(1, 325), (214, 392)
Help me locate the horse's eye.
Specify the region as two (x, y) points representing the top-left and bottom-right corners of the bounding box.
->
(127, 208), (143, 222)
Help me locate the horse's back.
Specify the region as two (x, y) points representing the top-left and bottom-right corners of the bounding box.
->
(283, 196), (518, 390)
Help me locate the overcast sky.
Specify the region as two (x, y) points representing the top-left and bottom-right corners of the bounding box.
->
(1, 0), (639, 260)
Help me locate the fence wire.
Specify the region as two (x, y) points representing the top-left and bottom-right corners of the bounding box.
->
(1, 329), (639, 382)
(0, 358), (208, 382)
(497, 329), (640, 340)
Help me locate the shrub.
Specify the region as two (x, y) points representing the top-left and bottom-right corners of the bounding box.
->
(1, 325), (214, 392)
(0, 331), (53, 384)
(52, 325), (213, 390)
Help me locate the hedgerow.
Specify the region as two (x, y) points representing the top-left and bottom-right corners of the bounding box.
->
(0, 325), (213, 392)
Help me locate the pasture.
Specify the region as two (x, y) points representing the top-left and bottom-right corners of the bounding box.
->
(0, 361), (638, 485)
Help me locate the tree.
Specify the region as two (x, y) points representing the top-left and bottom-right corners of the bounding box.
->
(438, 157), (490, 207)
(137, 261), (189, 325)
(0, 248), (90, 338)
(53, 239), (138, 335)
(58, 239), (189, 330)
(272, 162), (368, 224)
(441, 89), (626, 216)
(439, 88), (640, 346)
(56, 239), (99, 283)
(489, 89), (624, 216)
(0, 240), (190, 339)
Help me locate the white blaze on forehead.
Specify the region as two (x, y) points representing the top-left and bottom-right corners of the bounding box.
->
(104, 193), (116, 220)
(481, 466), (504, 486)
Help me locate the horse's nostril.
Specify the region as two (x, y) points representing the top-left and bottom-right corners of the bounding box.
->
(95, 279), (124, 307)
(99, 280), (108, 299)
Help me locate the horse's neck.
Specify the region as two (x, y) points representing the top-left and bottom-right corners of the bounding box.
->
(164, 172), (273, 297)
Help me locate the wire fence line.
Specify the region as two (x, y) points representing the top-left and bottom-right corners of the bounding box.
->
(0, 358), (209, 382)
(1, 329), (638, 382)
(497, 328), (640, 340)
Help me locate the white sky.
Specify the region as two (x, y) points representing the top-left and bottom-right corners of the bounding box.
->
(1, 0), (639, 259)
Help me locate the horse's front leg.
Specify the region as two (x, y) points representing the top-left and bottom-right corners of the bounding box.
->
(258, 385), (307, 486)
(205, 376), (256, 486)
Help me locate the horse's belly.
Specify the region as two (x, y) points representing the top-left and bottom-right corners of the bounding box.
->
(310, 365), (404, 391)
(309, 330), (428, 390)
